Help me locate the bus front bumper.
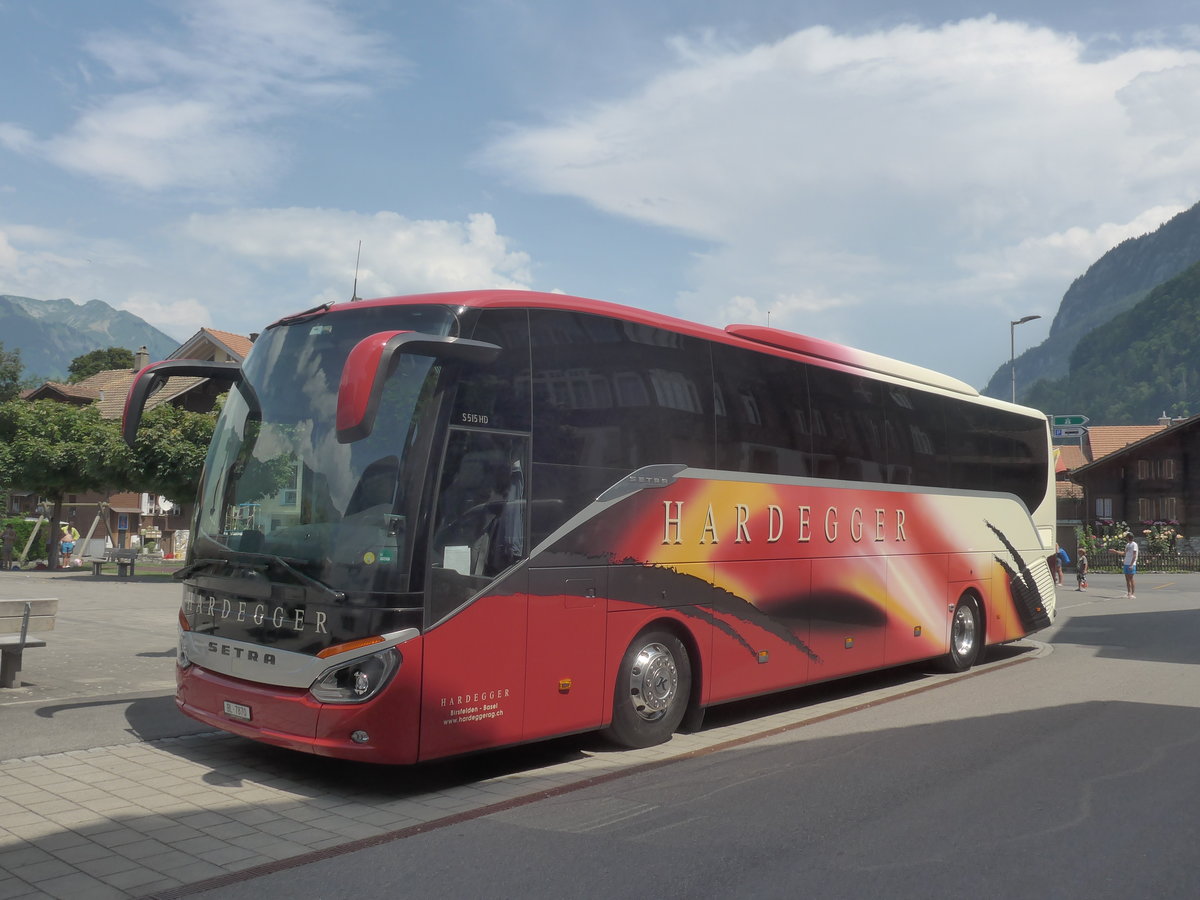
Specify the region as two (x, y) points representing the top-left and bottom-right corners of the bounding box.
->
(176, 661), (422, 765)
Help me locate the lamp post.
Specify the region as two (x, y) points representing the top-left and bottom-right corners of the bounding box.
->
(1010, 315), (1041, 403)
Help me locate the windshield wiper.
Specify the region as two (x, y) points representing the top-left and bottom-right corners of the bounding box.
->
(175, 549), (347, 603)
(271, 301), (334, 328)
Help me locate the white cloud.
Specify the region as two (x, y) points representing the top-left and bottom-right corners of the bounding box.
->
(482, 16), (1200, 383)
(117, 294), (213, 335)
(955, 205), (1187, 302)
(182, 208), (533, 304)
(0, 0), (397, 194)
(0, 223), (201, 337)
(0, 224), (136, 290)
(2, 207), (533, 342)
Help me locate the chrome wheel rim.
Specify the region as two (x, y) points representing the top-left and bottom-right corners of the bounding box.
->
(627, 642), (678, 722)
(952, 603), (977, 659)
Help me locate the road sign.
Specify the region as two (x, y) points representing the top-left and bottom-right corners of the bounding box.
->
(1051, 414), (1089, 426)
(1053, 426), (1087, 438)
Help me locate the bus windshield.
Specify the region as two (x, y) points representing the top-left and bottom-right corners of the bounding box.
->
(193, 304), (458, 600)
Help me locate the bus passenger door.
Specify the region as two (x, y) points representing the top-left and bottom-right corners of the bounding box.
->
(523, 568), (607, 740)
(421, 429), (530, 760)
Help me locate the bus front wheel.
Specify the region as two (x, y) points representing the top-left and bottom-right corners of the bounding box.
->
(604, 630), (692, 749)
(939, 595), (982, 673)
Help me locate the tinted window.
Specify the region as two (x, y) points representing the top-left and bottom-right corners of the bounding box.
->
(452, 309), (531, 431)
(528, 462), (629, 549)
(808, 366), (886, 483)
(428, 430), (529, 622)
(713, 345), (811, 475)
(945, 402), (994, 492)
(945, 401), (1047, 510)
(530, 310), (714, 471)
(883, 385), (946, 486)
(991, 408), (1049, 509)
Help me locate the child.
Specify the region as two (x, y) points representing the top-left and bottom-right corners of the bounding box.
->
(1076, 549), (1088, 591)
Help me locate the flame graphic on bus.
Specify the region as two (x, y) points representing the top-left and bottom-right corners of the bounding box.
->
(539, 473), (1052, 666)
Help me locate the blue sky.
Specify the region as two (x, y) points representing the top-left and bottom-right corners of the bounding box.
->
(2, 1), (1199, 388)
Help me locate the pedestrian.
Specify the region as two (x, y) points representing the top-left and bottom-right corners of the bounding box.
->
(1056, 544), (1070, 585)
(1, 523), (16, 570)
(1048, 545), (1062, 585)
(1075, 549), (1088, 591)
(1110, 532), (1138, 598)
(60, 521), (80, 568)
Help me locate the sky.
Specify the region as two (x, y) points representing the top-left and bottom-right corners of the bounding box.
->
(2, 1), (1200, 389)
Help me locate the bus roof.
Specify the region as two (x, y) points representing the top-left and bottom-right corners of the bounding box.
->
(313, 289), (981, 399)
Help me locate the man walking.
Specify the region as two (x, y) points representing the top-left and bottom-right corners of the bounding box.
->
(1111, 532), (1138, 598)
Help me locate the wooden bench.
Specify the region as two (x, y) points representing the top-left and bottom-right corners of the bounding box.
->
(85, 548), (138, 577)
(0, 598), (58, 688)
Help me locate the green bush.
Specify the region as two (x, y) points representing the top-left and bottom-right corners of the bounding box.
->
(2, 517), (49, 564)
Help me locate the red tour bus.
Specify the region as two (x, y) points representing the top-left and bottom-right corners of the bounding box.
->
(123, 290), (1056, 764)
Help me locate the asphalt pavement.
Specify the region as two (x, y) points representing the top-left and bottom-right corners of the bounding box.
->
(0, 567), (1069, 900)
(0, 568), (193, 753)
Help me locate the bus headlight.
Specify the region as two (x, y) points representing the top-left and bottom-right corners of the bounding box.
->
(309, 648), (400, 703)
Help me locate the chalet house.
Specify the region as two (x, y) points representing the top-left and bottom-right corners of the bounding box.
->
(1064, 414), (1200, 554)
(12, 328), (252, 557)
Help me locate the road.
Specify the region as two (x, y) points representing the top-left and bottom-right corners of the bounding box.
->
(0, 569), (211, 759)
(190, 576), (1200, 900)
(1, 572), (1198, 898)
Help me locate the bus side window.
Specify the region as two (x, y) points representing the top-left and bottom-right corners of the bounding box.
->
(884, 387), (946, 488)
(454, 309), (531, 431)
(713, 345), (811, 477)
(808, 367), (885, 483)
(429, 430), (529, 618)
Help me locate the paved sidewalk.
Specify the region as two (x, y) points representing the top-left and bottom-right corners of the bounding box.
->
(0, 569), (1049, 900)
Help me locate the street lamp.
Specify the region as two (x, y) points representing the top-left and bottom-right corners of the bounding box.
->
(1010, 314), (1041, 403)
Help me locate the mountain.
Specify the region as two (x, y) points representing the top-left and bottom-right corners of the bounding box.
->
(982, 202), (1200, 402)
(0, 295), (178, 382)
(1025, 259), (1200, 424)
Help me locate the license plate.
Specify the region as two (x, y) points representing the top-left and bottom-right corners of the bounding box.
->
(223, 700), (252, 721)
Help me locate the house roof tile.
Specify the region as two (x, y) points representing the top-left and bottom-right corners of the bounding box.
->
(24, 380), (100, 402)
(1056, 480), (1083, 499)
(201, 328), (254, 359)
(1084, 425), (1168, 462)
(1056, 445), (1089, 470)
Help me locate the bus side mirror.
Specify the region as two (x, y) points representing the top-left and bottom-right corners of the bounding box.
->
(123, 359), (243, 446)
(336, 331), (501, 443)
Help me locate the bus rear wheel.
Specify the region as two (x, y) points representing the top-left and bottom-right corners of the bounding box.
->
(604, 630), (692, 749)
(938, 595), (982, 673)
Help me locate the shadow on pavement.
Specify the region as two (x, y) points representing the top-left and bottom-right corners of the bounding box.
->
(1048, 608), (1200, 665)
(32, 692), (211, 742)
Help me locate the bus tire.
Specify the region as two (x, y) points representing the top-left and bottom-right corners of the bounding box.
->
(604, 629), (692, 749)
(938, 594), (982, 673)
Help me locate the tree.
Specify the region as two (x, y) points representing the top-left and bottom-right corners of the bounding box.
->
(0, 392), (219, 566)
(128, 402), (218, 504)
(0, 399), (133, 569)
(0, 342), (22, 402)
(67, 347), (135, 383)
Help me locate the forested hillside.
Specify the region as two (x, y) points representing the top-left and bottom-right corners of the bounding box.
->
(1025, 260), (1200, 423)
(982, 201), (1200, 402)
